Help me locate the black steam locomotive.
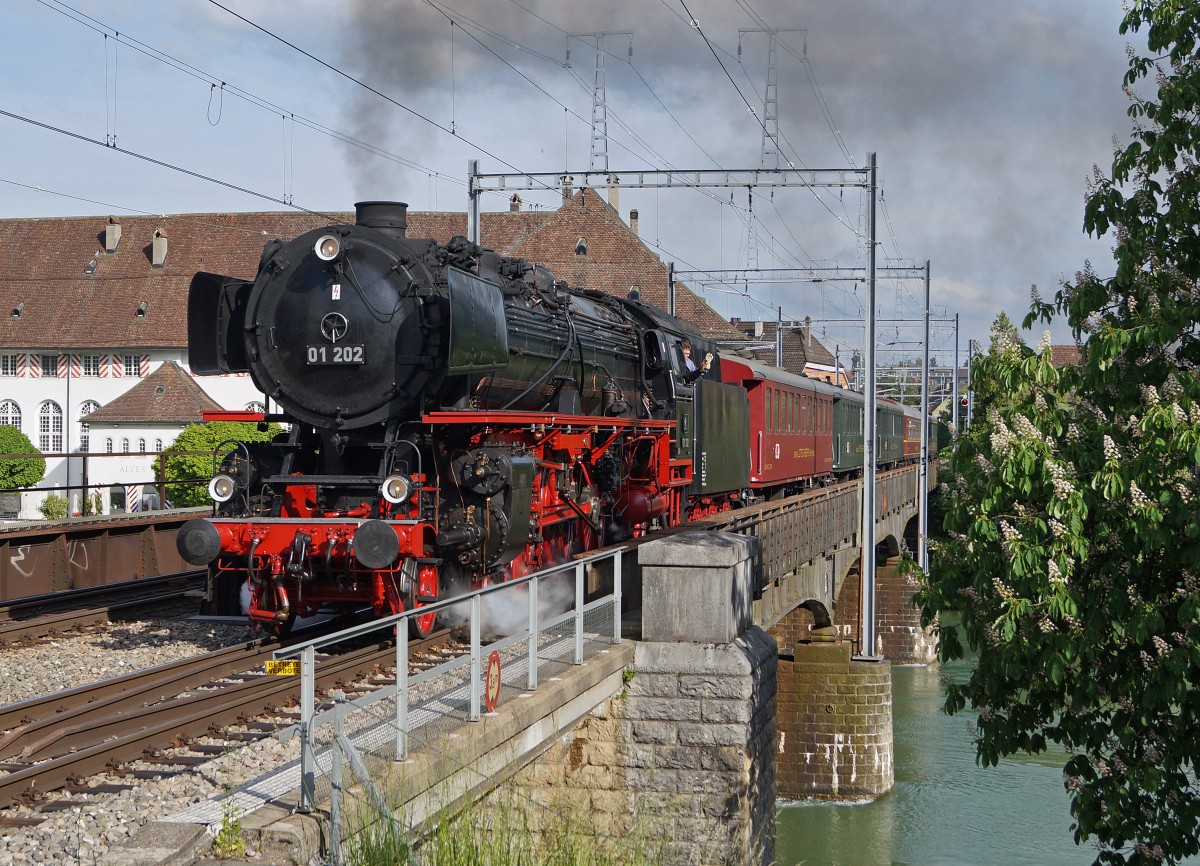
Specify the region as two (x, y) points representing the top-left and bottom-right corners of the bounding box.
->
(176, 201), (750, 634)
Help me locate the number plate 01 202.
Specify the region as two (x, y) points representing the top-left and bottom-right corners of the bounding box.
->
(306, 345), (365, 365)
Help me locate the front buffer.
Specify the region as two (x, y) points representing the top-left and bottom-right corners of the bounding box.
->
(177, 516), (439, 636)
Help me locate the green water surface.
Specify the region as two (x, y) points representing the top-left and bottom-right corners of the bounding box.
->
(776, 659), (1197, 866)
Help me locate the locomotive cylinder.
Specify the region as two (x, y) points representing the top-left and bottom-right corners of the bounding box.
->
(612, 483), (671, 526)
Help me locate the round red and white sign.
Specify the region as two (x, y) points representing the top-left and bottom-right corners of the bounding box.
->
(485, 650), (502, 713)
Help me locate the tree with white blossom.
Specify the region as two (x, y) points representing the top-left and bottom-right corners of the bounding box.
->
(915, 3), (1200, 863)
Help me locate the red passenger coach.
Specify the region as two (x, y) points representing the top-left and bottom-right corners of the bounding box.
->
(902, 413), (922, 459)
(720, 356), (836, 496)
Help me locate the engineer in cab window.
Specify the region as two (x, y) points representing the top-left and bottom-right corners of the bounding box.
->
(680, 339), (711, 383)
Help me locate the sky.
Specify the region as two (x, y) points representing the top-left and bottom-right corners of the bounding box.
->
(2, 0), (1138, 367)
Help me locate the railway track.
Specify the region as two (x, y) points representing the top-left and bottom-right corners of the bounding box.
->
(0, 627), (465, 819)
(0, 571), (206, 644)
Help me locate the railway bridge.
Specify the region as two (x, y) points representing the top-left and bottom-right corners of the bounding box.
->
(5, 464), (935, 866)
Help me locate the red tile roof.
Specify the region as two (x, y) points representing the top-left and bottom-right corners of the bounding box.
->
(1050, 345), (1082, 367)
(85, 362), (222, 424)
(729, 318), (838, 375)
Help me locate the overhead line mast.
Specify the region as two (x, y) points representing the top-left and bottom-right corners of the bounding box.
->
(566, 32), (633, 174)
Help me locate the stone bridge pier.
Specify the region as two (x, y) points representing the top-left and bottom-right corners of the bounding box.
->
(506, 531), (777, 866)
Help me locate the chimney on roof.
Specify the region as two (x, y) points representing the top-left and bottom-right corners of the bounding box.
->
(804, 315), (812, 349)
(509, 193), (522, 212)
(151, 229), (168, 269)
(607, 175), (619, 211)
(561, 175), (574, 203)
(629, 209), (639, 236)
(104, 217), (121, 253)
(754, 320), (763, 339)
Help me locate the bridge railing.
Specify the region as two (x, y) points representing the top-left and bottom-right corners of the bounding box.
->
(272, 546), (626, 817)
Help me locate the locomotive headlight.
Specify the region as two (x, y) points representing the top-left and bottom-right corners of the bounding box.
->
(381, 474), (412, 505)
(208, 473), (236, 503)
(314, 234), (342, 262)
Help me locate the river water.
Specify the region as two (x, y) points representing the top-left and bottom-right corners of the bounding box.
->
(775, 658), (1192, 866)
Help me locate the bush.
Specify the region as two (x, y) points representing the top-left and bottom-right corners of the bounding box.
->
(38, 494), (69, 521)
(157, 421), (282, 507)
(0, 425), (45, 490)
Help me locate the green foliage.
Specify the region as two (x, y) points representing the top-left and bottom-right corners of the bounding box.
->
(38, 494), (68, 521)
(916, 5), (1200, 864)
(157, 421), (281, 507)
(81, 491), (103, 516)
(343, 791), (665, 866)
(0, 425), (45, 489)
(212, 789), (246, 859)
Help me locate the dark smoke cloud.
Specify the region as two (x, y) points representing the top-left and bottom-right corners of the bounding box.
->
(337, 0), (1137, 345)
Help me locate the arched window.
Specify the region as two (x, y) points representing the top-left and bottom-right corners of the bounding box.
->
(105, 438), (113, 454)
(154, 439), (163, 452)
(138, 438), (146, 453)
(38, 402), (62, 452)
(79, 400), (99, 453)
(0, 400), (20, 429)
(121, 438), (130, 454)
(245, 401), (265, 413)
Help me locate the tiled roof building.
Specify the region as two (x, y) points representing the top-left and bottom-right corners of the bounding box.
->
(85, 362), (221, 424)
(728, 317), (847, 384)
(1050, 345), (1082, 368)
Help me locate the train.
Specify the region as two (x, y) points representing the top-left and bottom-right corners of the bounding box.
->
(175, 201), (929, 635)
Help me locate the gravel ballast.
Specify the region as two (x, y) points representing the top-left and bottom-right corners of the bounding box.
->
(0, 617), (310, 865)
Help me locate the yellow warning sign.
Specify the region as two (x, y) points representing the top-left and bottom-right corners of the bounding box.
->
(266, 660), (300, 676)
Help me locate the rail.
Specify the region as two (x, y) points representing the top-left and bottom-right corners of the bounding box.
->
(273, 546), (626, 813)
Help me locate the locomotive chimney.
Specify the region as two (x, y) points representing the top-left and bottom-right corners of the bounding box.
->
(355, 201), (409, 238)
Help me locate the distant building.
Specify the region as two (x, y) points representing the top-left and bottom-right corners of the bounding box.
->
(728, 317), (848, 386)
(82, 362), (223, 514)
(1050, 345), (1082, 367)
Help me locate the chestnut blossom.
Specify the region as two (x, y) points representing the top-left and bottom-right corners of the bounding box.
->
(1103, 435), (1120, 462)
